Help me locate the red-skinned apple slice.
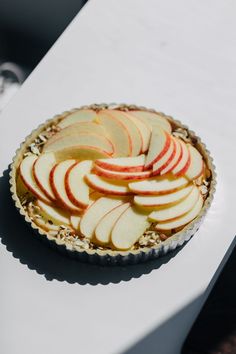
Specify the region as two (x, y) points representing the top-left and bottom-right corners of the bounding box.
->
(172, 139), (191, 176)
(80, 197), (125, 239)
(20, 154), (51, 204)
(145, 128), (171, 170)
(160, 137), (182, 175)
(36, 199), (71, 225)
(43, 133), (114, 156)
(122, 111), (151, 152)
(129, 175), (188, 195)
(44, 122), (108, 148)
(155, 194), (203, 230)
(95, 202), (130, 245)
(95, 155), (145, 172)
(58, 109), (97, 129)
(97, 111), (131, 157)
(65, 160), (92, 208)
(50, 159), (82, 213)
(148, 185), (200, 222)
(152, 137), (176, 176)
(111, 206), (151, 250)
(134, 184), (193, 207)
(129, 110), (172, 134)
(185, 144), (204, 180)
(106, 110), (142, 156)
(93, 164), (152, 181)
(85, 174), (130, 195)
(33, 152), (57, 201)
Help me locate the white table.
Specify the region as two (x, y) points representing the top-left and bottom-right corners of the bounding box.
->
(0, 1), (236, 353)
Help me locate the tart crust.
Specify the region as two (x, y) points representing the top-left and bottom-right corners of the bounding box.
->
(9, 104), (216, 265)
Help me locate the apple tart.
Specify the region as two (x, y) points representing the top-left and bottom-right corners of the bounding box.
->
(10, 104), (216, 264)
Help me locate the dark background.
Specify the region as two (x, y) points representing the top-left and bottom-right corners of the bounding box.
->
(0, 0), (87, 77)
(0, 1), (235, 353)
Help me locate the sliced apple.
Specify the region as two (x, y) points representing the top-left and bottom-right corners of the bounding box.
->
(93, 164), (152, 181)
(129, 110), (172, 134)
(16, 173), (29, 196)
(172, 139), (191, 176)
(152, 137), (176, 176)
(111, 206), (151, 250)
(36, 199), (71, 225)
(122, 111), (151, 152)
(43, 133), (114, 156)
(50, 159), (82, 213)
(95, 154), (145, 172)
(134, 184), (193, 207)
(33, 152), (57, 201)
(89, 191), (104, 202)
(106, 110), (142, 156)
(148, 185), (200, 222)
(70, 215), (81, 231)
(58, 109), (97, 129)
(19, 154), (51, 204)
(95, 202), (130, 245)
(44, 122), (108, 148)
(80, 197), (125, 239)
(155, 194), (203, 230)
(53, 145), (111, 161)
(160, 137), (182, 175)
(65, 160), (92, 208)
(145, 128), (171, 170)
(85, 174), (130, 195)
(97, 110), (131, 157)
(27, 204), (60, 232)
(129, 175), (189, 195)
(185, 144), (204, 180)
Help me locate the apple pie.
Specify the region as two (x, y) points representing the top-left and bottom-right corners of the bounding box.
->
(10, 104), (216, 264)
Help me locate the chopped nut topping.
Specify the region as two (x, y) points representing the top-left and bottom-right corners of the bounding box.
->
(138, 230), (162, 247)
(173, 128), (191, 143)
(199, 185), (208, 196)
(29, 144), (40, 155)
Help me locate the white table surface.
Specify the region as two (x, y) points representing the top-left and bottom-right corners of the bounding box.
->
(0, 1), (236, 353)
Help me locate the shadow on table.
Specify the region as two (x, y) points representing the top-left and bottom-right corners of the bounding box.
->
(182, 244), (236, 354)
(0, 167), (185, 285)
(122, 295), (205, 354)
(121, 239), (236, 354)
